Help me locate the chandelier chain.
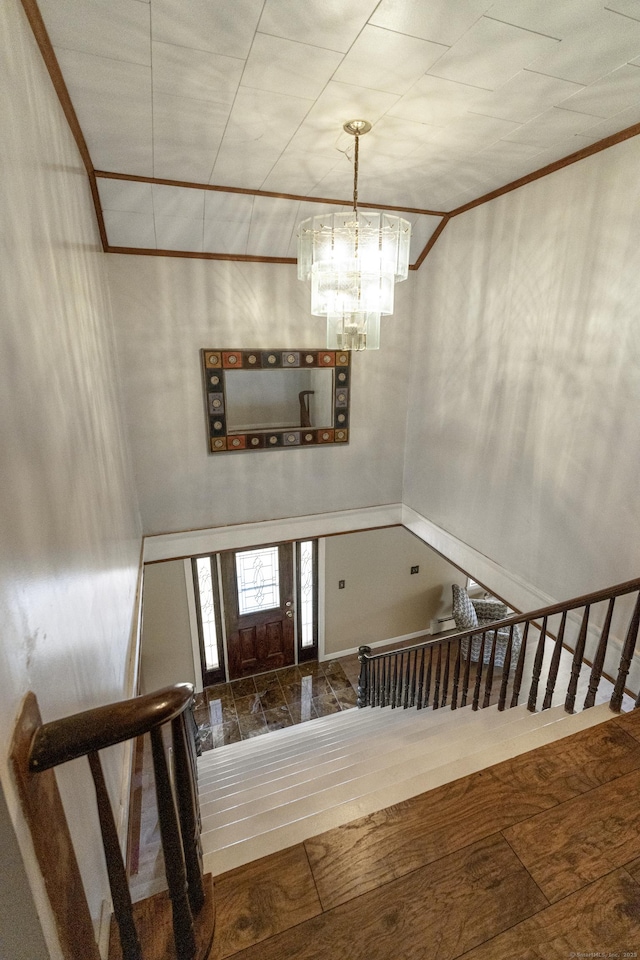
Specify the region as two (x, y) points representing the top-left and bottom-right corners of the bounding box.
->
(353, 130), (359, 214)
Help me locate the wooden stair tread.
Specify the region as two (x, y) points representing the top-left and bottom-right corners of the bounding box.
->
(108, 873), (215, 960)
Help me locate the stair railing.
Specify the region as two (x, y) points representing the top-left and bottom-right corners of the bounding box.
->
(358, 576), (640, 716)
(11, 683), (208, 960)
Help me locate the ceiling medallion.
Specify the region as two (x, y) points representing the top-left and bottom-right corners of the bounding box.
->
(297, 119), (411, 351)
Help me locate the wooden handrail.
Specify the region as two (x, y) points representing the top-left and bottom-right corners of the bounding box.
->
(13, 683), (213, 960)
(28, 683), (194, 771)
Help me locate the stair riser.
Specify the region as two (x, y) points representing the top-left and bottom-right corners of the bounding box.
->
(200, 709), (571, 828)
(197, 699), (541, 786)
(201, 705), (613, 875)
(199, 704), (561, 807)
(198, 701), (469, 773)
(201, 706), (611, 878)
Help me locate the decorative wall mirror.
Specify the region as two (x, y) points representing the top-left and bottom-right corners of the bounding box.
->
(202, 349), (351, 452)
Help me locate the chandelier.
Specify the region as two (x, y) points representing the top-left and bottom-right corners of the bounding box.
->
(297, 120), (411, 351)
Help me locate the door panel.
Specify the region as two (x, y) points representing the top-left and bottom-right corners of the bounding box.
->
(221, 543), (295, 680)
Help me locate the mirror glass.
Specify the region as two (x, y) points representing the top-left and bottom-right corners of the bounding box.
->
(225, 368), (334, 433)
(202, 349), (351, 453)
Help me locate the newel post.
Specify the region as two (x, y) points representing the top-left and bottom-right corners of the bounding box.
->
(357, 646), (372, 708)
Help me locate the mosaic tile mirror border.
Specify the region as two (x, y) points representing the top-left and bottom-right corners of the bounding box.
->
(202, 348), (351, 453)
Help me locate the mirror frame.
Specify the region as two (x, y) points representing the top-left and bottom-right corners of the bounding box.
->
(202, 349), (351, 453)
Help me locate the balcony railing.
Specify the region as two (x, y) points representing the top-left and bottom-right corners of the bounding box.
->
(357, 577), (640, 716)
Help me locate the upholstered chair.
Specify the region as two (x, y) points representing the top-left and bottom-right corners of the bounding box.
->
(451, 583), (522, 668)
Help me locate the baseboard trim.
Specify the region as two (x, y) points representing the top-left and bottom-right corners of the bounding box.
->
(323, 627), (432, 661)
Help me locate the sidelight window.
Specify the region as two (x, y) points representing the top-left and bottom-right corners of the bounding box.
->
(296, 539), (318, 661)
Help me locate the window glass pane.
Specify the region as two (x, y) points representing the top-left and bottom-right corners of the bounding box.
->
(235, 547), (280, 615)
(299, 541), (314, 648)
(196, 558), (219, 670)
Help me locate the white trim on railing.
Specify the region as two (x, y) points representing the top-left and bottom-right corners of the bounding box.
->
(143, 504), (403, 563)
(402, 504), (640, 695)
(401, 505), (558, 615)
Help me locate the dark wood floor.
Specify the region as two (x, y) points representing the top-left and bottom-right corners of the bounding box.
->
(207, 709), (640, 960)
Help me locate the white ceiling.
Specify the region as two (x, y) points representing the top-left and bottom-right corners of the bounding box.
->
(35, 0), (640, 261)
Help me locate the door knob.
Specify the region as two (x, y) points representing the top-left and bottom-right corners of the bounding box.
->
(285, 610), (293, 618)
(285, 600), (293, 607)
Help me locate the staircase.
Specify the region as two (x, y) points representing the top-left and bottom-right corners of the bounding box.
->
(11, 575), (640, 960)
(199, 697), (613, 877)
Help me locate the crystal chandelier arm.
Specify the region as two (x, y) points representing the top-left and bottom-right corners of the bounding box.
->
(297, 119), (410, 351)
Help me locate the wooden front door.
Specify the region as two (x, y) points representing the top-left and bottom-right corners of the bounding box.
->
(221, 543), (295, 680)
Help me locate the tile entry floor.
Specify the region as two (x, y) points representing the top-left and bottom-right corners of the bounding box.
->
(193, 660), (359, 751)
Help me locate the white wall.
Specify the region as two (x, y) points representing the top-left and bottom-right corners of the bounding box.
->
(141, 562), (196, 692)
(324, 527), (467, 655)
(0, 1), (142, 953)
(404, 135), (640, 621)
(107, 254), (414, 535)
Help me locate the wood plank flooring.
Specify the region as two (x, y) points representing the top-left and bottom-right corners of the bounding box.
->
(208, 713), (640, 960)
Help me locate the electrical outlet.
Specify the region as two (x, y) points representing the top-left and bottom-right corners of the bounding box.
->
(411, 565), (419, 574)
(338, 580), (345, 589)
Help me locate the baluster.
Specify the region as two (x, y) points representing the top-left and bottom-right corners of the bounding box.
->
(391, 653), (400, 708)
(611, 592), (640, 711)
(424, 648), (433, 708)
(357, 646), (371, 708)
(416, 648), (426, 709)
(384, 654), (392, 707)
(171, 713), (205, 915)
(441, 641), (451, 708)
(527, 616), (548, 712)
(483, 630), (498, 708)
(403, 650), (412, 709)
(150, 726), (196, 960)
(409, 650), (418, 707)
(542, 612), (567, 710)
(433, 644), (442, 709)
(451, 640), (462, 710)
(373, 657), (379, 707)
(384, 654), (391, 706)
(394, 653), (404, 708)
(472, 634), (487, 711)
(565, 606), (590, 713)
(87, 752), (142, 960)
(584, 598), (615, 709)
(510, 621), (530, 708)
(461, 638), (472, 708)
(497, 626), (515, 711)
(399, 652), (407, 707)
